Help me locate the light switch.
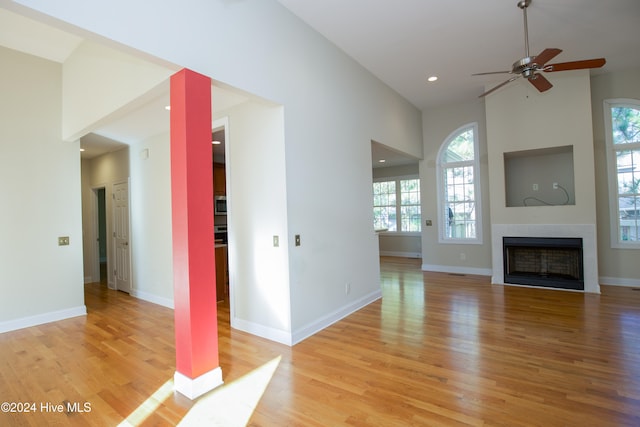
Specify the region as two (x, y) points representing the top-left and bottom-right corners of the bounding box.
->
(295, 234), (301, 246)
(273, 235), (279, 247)
(58, 236), (70, 246)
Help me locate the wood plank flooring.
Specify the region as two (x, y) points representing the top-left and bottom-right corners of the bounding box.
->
(1, 256), (640, 426)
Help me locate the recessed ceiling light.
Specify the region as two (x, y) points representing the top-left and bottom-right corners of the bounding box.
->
(165, 105), (171, 111)
(80, 148), (85, 152)
(379, 159), (386, 163)
(212, 140), (222, 145)
(427, 76), (438, 82)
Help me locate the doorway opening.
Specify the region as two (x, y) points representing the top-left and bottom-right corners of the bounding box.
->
(213, 117), (230, 303)
(95, 187), (108, 285)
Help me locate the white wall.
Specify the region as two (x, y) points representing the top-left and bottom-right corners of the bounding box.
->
(486, 71), (597, 226)
(62, 40), (173, 141)
(0, 46), (85, 331)
(485, 71), (600, 292)
(129, 133), (174, 306)
(420, 99), (492, 274)
(10, 0), (423, 343)
(223, 102), (292, 343)
(591, 68), (640, 285)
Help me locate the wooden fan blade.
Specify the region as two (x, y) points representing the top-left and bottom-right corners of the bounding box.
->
(545, 58), (606, 72)
(528, 73), (553, 92)
(478, 76), (519, 97)
(533, 48), (562, 66)
(472, 70), (512, 76)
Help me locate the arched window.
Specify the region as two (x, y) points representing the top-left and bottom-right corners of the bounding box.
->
(437, 123), (482, 243)
(604, 99), (640, 248)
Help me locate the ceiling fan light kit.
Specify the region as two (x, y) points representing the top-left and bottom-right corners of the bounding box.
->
(474, 0), (606, 97)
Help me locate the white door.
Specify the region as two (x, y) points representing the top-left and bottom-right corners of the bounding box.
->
(113, 181), (131, 293)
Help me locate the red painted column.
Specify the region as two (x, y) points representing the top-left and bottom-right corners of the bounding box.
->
(170, 69), (222, 399)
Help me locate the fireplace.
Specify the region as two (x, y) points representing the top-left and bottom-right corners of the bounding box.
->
(503, 237), (584, 290)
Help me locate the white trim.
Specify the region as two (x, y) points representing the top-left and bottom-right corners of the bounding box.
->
(436, 122), (483, 245)
(291, 289), (382, 346)
(380, 250), (422, 258)
(421, 263), (492, 276)
(379, 231), (421, 237)
(500, 282), (590, 294)
(603, 98), (640, 249)
(437, 238), (484, 246)
(373, 173), (419, 182)
(231, 290), (384, 346)
(174, 368), (223, 400)
(130, 290), (174, 309)
(0, 306), (87, 334)
(599, 276), (640, 288)
(230, 317), (293, 346)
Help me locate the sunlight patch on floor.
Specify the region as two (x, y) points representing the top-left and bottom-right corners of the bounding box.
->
(178, 356), (281, 426)
(117, 356), (281, 426)
(117, 378), (175, 426)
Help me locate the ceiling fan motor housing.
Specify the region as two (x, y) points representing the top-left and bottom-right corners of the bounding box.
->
(513, 57), (536, 78)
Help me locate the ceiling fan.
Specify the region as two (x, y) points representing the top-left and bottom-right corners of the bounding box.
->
(474, 0), (606, 97)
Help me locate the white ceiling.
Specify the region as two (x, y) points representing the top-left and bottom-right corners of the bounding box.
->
(2, 1), (639, 165)
(277, 0), (640, 111)
(0, 7), (248, 160)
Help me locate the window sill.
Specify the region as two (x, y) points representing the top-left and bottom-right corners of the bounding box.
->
(379, 231), (421, 237)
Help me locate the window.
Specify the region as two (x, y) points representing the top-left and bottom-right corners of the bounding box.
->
(373, 178), (421, 232)
(437, 123), (482, 243)
(604, 100), (640, 248)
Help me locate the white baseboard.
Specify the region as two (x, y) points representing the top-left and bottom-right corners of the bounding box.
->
(130, 290), (174, 309)
(230, 289), (383, 346)
(0, 306), (87, 334)
(291, 289), (382, 345)
(174, 368), (223, 400)
(599, 276), (640, 288)
(422, 263), (492, 276)
(380, 251), (422, 258)
(230, 317), (293, 346)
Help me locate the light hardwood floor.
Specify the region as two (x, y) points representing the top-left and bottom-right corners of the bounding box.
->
(1, 257), (640, 426)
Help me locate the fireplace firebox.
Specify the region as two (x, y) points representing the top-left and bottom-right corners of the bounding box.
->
(503, 237), (584, 290)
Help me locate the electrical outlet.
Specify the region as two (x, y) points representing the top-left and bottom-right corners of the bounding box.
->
(425, 219), (432, 226)
(460, 252), (466, 261)
(533, 183), (539, 191)
(553, 182), (559, 190)
(58, 236), (70, 246)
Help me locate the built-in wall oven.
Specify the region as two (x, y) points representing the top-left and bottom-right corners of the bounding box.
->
(214, 225), (228, 244)
(214, 196), (227, 215)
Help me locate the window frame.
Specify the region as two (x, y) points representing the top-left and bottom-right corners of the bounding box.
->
(436, 122), (483, 244)
(603, 98), (640, 249)
(372, 175), (421, 236)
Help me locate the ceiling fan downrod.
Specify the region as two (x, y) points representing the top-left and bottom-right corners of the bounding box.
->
(518, 0), (532, 59)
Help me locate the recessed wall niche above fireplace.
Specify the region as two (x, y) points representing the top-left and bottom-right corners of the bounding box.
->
(503, 237), (584, 290)
(503, 145), (575, 207)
